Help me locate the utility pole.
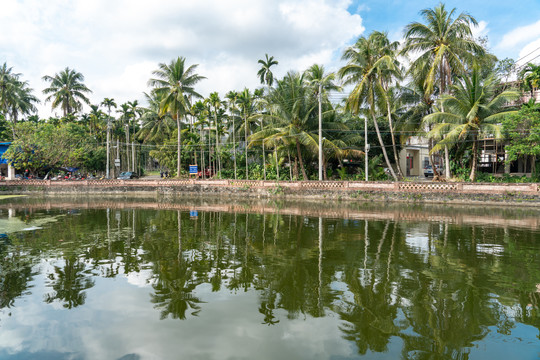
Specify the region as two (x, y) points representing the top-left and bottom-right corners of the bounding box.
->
(318, 83), (323, 181)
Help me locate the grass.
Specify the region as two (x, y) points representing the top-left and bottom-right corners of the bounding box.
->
(0, 195), (26, 200)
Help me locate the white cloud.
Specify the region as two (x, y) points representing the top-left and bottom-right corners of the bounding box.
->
(517, 38), (540, 66)
(496, 19), (540, 52)
(0, 0), (364, 118)
(472, 20), (489, 40)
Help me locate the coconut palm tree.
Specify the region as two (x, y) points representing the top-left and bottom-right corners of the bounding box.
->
(138, 93), (175, 144)
(256, 72), (318, 180)
(402, 3), (485, 177)
(225, 90), (239, 179)
(101, 98), (117, 178)
(42, 67), (92, 117)
(148, 57), (205, 176)
(0, 63), (20, 116)
(519, 62), (540, 97)
(236, 88), (259, 179)
(257, 54), (279, 86)
(206, 92), (225, 175)
(339, 31), (400, 181)
(423, 64), (519, 181)
(0, 64), (39, 137)
(192, 100), (211, 177)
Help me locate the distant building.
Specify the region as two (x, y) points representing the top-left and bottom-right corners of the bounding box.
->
(0, 142), (15, 180)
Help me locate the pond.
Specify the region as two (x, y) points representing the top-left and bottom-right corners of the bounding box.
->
(0, 197), (539, 359)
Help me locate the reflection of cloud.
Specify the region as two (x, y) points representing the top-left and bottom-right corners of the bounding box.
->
(125, 269), (153, 288)
(0, 271), (358, 359)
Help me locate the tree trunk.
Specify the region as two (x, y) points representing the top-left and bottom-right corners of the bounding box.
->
(469, 135), (478, 182)
(262, 119), (266, 181)
(233, 121), (237, 179)
(372, 112), (398, 181)
(386, 98), (403, 179)
(244, 115), (249, 179)
(215, 113), (221, 176)
(288, 151), (293, 180)
(275, 149), (279, 180)
(296, 140), (308, 180)
(177, 111), (182, 177)
(126, 128), (130, 172)
(444, 146), (451, 178)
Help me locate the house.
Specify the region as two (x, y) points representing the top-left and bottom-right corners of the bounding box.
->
(0, 142), (16, 180)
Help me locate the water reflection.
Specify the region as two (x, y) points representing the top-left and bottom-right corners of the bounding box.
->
(0, 199), (538, 359)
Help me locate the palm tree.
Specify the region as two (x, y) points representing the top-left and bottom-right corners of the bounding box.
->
(192, 100), (210, 177)
(402, 3), (485, 177)
(101, 98), (117, 178)
(117, 103), (134, 171)
(225, 90), (239, 179)
(206, 92), (225, 175)
(42, 67), (92, 116)
(257, 54), (279, 86)
(148, 57), (205, 176)
(0, 64), (39, 137)
(257, 72), (318, 180)
(0, 63), (20, 116)
(339, 31), (400, 181)
(423, 64), (519, 181)
(519, 62), (540, 97)
(236, 88), (258, 179)
(138, 93), (175, 144)
(304, 64), (343, 180)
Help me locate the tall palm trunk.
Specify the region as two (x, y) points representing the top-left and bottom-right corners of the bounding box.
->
(232, 120), (237, 179)
(262, 117), (266, 181)
(200, 126), (205, 179)
(177, 110), (181, 177)
(125, 127), (130, 171)
(275, 149), (279, 180)
(371, 111), (398, 181)
(244, 114), (249, 179)
(215, 112), (221, 176)
(469, 134), (478, 182)
(296, 140), (308, 180)
(386, 98), (403, 179)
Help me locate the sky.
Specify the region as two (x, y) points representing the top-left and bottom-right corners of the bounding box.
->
(2, 0), (540, 118)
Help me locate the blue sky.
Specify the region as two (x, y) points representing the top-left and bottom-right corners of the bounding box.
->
(1, 0), (539, 118)
(346, 0), (540, 61)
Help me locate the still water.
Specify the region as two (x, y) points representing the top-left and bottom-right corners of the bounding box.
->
(0, 197), (538, 360)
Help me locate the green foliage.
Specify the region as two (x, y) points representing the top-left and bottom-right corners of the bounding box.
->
(475, 173), (538, 183)
(502, 105), (540, 162)
(3, 122), (105, 173)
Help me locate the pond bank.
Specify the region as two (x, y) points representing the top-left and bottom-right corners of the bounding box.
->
(1, 179), (539, 206)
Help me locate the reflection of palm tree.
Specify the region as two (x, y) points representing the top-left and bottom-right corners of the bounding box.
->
(151, 211), (203, 320)
(0, 248), (34, 310)
(151, 259), (202, 320)
(44, 256), (95, 309)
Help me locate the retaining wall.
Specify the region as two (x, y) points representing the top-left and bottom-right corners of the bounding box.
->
(1, 179), (539, 205)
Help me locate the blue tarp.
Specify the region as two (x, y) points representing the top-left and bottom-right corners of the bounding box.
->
(0, 142), (11, 165)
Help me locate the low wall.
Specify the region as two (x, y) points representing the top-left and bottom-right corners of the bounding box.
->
(1, 179), (539, 205)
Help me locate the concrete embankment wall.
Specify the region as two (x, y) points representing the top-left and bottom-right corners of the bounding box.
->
(1, 179), (540, 206)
